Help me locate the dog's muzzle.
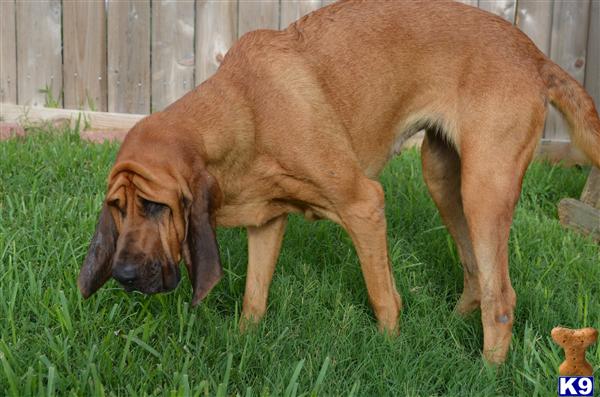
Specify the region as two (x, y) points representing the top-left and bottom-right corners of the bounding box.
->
(112, 261), (180, 294)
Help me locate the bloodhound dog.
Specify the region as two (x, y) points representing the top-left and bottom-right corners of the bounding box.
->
(78, 0), (600, 363)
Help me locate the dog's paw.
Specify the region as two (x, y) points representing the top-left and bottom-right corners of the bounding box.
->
(239, 313), (263, 333)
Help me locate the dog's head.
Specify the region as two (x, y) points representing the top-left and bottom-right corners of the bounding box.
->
(77, 121), (223, 305)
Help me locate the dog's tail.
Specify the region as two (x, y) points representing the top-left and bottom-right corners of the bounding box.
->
(540, 60), (600, 167)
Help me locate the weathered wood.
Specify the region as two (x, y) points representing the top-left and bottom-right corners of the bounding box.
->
(0, 0), (17, 104)
(0, 103), (144, 131)
(16, 0), (62, 107)
(63, 1), (107, 111)
(534, 140), (589, 167)
(107, 0), (151, 114)
(478, 0), (517, 23)
(545, 0), (591, 141)
(515, 0), (554, 143)
(585, 0), (600, 109)
(239, 0), (280, 36)
(516, 0), (553, 55)
(281, 0), (322, 28)
(196, 0), (238, 84)
(581, 167), (600, 209)
(152, 0), (195, 111)
(558, 198), (600, 242)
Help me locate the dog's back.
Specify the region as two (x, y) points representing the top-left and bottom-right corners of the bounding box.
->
(220, 0), (599, 173)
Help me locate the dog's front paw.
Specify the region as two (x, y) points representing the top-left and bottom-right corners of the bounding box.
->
(239, 311), (263, 333)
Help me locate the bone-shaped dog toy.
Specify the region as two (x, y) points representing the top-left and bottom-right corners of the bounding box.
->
(551, 327), (598, 376)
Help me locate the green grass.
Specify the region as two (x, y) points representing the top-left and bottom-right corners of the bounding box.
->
(0, 125), (598, 396)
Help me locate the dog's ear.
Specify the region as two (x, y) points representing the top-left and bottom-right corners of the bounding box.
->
(183, 171), (223, 306)
(77, 204), (118, 298)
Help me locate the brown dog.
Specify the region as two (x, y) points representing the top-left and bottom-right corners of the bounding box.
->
(78, 0), (600, 363)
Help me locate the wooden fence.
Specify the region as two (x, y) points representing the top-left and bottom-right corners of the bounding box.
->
(0, 0), (598, 142)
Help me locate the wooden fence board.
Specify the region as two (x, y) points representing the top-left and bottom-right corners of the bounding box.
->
(0, 0), (17, 104)
(581, 167), (600, 209)
(16, 0), (62, 107)
(478, 0), (517, 23)
(516, 0), (553, 55)
(558, 198), (600, 241)
(63, 1), (107, 111)
(239, 0), (280, 36)
(546, 0), (591, 141)
(196, 0), (238, 84)
(585, 0), (600, 110)
(152, 0), (195, 111)
(0, 103), (144, 131)
(107, 0), (151, 114)
(281, 0), (322, 28)
(515, 0), (555, 145)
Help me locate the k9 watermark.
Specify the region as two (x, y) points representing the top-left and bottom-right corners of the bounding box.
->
(558, 377), (594, 396)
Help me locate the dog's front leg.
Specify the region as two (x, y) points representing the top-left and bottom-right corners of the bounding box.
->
(337, 179), (402, 334)
(240, 215), (288, 331)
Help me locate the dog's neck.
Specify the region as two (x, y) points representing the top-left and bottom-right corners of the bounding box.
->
(118, 71), (255, 207)
(162, 74), (254, 167)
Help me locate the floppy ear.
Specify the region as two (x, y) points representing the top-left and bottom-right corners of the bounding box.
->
(77, 204), (118, 298)
(184, 172), (223, 306)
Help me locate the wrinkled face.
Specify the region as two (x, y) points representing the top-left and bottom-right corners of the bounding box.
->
(78, 163), (224, 305)
(108, 186), (182, 294)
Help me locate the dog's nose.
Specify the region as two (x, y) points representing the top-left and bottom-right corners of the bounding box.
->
(113, 264), (138, 285)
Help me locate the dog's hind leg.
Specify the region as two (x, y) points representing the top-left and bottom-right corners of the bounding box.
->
(460, 153), (521, 363)
(421, 130), (480, 315)
(459, 106), (544, 363)
(240, 214), (288, 331)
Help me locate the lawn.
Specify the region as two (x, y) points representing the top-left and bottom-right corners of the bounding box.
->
(0, 124), (598, 396)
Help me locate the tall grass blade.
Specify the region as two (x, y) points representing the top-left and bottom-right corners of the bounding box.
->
(284, 359), (305, 397)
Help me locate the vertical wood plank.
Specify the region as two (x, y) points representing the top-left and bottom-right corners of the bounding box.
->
(585, 0), (600, 111)
(239, 1), (280, 36)
(281, 0), (322, 28)
(152, 0), (195, 111)
(107, 0), (151, 114)
(16, 0), (62, 107)
(478, 0), (517, 23)
(322, 0), (337, 6)
(63, 1), (107, 111)
(516, 0), (553, 141)
(546, 0), (591, 140)
(0, 0), (17, 103)
(516, 0), (553, 55)
(196, 1), (238, 85)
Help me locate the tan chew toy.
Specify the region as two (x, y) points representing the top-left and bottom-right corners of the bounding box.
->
(551, 327), (598, 376)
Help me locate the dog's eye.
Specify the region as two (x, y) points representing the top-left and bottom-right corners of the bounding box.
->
(107, 198), (126, 217)
(142, 199), (166, 217)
